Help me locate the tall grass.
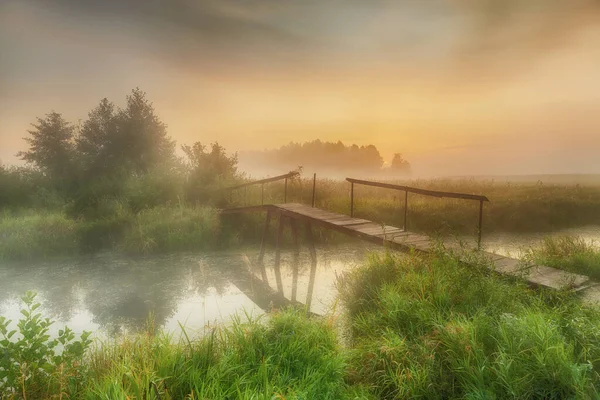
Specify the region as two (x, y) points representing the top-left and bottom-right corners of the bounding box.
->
(338, 251), (600, 399)
(57, 309), (361, 399)
(0, 205), (223, 261)
(0, 210), (78, 261)
(120, 205), (221, 254)
(238, 177), (600, 235)
(525, 236), (600, 280)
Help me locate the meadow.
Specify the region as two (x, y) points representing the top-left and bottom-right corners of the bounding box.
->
(4, 248), (600, 399)
(2, 176), (600, 264)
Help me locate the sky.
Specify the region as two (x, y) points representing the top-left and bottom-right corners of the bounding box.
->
(1, 0), (600, 176)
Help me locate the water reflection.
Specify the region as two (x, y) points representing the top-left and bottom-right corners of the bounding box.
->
(0, 243), (375, 338)
(4, 226), (595, 339)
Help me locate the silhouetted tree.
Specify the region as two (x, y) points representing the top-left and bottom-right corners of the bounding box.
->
(76, 97), (118, 175)
(249, 140), (385, 173)
(390, 153), (411, 173)
(17, 112), (76, 193)
(115, 88), (177, 174)
(183, 142), (239, 202)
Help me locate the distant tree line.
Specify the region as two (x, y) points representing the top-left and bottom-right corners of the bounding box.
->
(239, 140), (410, 177)
(1, 88), (239, 213)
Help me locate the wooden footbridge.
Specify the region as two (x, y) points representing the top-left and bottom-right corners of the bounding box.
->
(221, 172), (600, 305)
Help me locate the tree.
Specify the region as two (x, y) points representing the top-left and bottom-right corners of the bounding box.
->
(76, 97), (118, 175)
(182, 141), (239, 202)
(116, 88), (176, 173)
(17, 112), (76, 192)
(390, 153), (411, 173)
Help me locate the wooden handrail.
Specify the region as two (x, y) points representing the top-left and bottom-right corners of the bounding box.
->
(226, 172), (299, 191)
(347, 177), (489, 248)
(345, 178), (489, 202)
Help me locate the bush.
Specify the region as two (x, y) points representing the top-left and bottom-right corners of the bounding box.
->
(0, 291), (92, 398)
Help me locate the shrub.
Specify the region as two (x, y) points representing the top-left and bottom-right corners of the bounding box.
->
(0, 291), (92, 398)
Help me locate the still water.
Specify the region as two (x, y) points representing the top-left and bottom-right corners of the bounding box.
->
(1, 226), (598, 340)
(0, 242), (379, 340)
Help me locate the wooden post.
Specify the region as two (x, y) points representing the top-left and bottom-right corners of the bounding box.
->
(350, 182), (354, 217)
(290, 218), (299, 303)
(274, 213), (285, 294)
(305, 221), (317, 312)
(244, 185), (247, 206)
(261, 183), (264, 205)
(478, 199), (484, 249)
(404, 190), (408, 231)
(258, 211), (272, 264)
(311, 173), (316, 207)
(284, 178), (288, 203)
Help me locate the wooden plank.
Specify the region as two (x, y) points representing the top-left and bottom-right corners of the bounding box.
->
(523, 265), (590, 290)
(328, 218), (372, 226)
(490, 257), (524, 275)
(393, 234), (430, 245)
(376, 230), (409, 239)
(481, 251), (507, 262)
(579, 284), (600, 305)
(220, 205), (273, 214)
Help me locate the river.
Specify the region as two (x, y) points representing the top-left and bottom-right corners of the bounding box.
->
(1, 226), (598, 340)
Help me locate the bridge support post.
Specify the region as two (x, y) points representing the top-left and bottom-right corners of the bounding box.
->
(312, 173), (316, 207)
(404, 191), (408, 231)
(274, 212), (285, 294)
(258, 211), (272, 265)
(284, 178), (288, 203)
(350, 182), (354, 217)
(290, 218), (299, 302)
(305, 221), (317, 312)
(478, 199), (484, 249)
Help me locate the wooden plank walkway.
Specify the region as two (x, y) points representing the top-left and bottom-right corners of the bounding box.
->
(222, 203), (600, 303)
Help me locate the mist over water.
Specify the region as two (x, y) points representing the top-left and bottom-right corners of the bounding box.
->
(0, 243), (376, 339)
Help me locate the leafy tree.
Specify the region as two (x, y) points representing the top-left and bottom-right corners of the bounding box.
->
(76, 97), (118, 175)
(116, 88), (176, 173)
(241, 140), (385, 174)
(183, 141), (239, 202)
(17, 112), (76, 192)
(390, 153), (411, 173)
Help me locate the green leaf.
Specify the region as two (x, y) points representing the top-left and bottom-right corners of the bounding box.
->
(20, 309), (30, 318)
(7, 330), (16, 339)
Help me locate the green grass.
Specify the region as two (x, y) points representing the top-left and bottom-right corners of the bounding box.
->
(5, 249), (600, 398)
(86, 309), (363, 399)
(0, 210), (79, 261)
(120, 205), (221, 254)
(338, 251), (600, 399)
(1, 307), (366, 399)
(236, 177), (600, 235)
(525, 236), (600, 280)
(0, 205), (224, 261)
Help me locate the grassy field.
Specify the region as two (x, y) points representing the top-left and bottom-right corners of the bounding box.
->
(338, 251), (600, 399)
(0, 206), (223, 261)
(4, 250), (600, 399)
(239, 176), (600, 235)
(1, 177), (599, 262)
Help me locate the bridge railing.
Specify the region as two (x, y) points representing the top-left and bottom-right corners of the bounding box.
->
(346, 178), (490, 247)
(225, 172), (300, 205)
